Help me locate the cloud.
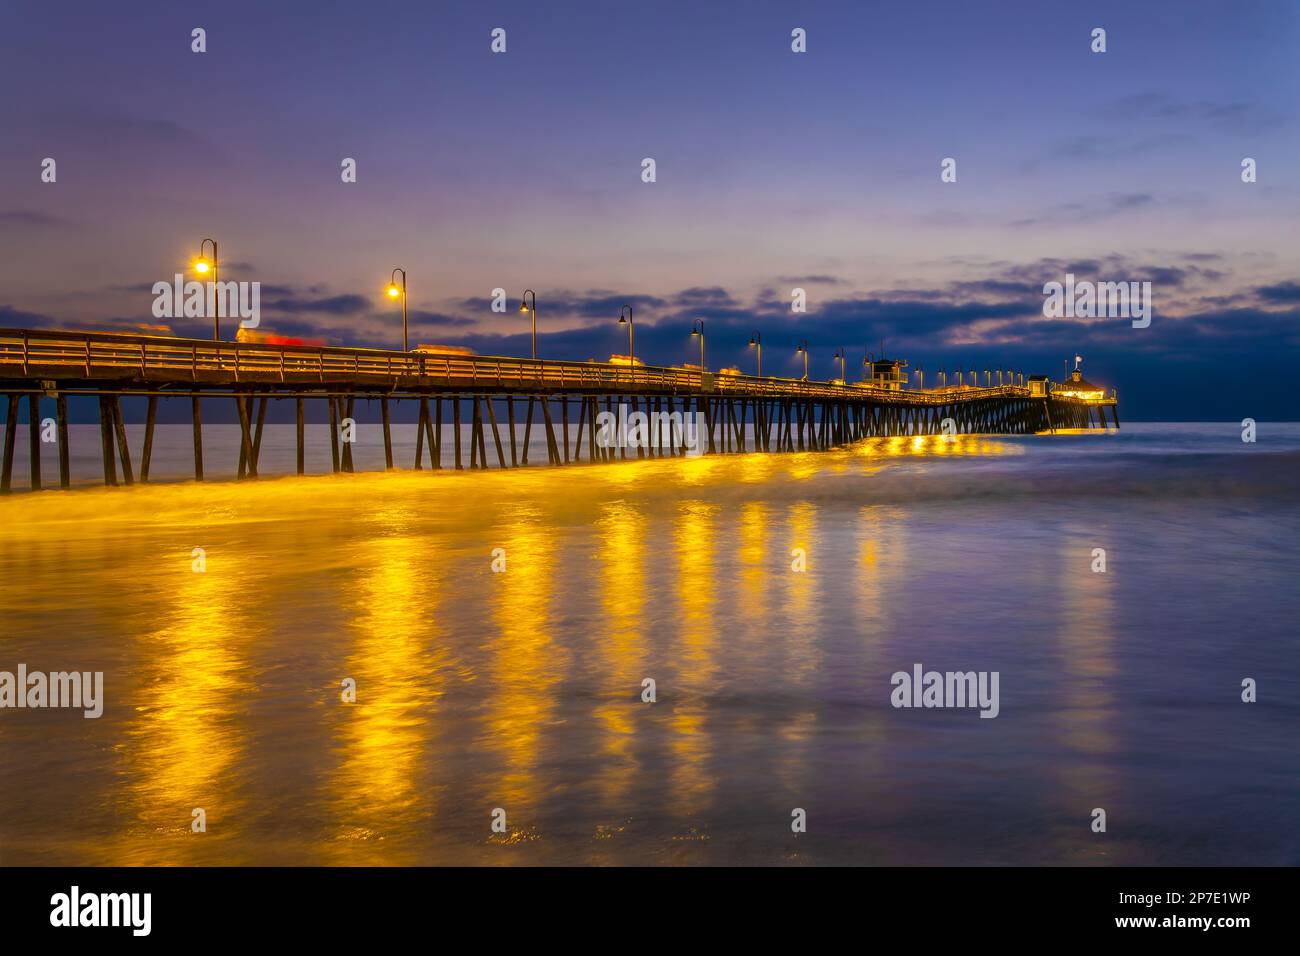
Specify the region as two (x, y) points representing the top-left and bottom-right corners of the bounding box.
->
(0, 210), (71, 228)
(673, 286), (738, 308)
(1256, 281), (1300, 304)
(775, 275), (847, 286)
(0, 304), (58, 328)
(262, 293), (371, 316)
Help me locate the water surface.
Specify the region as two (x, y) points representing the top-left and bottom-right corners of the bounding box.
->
(1, 423), (1297, 865)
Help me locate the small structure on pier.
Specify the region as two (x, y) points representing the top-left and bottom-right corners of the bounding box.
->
(867, 354), (909, 391)
(1027, 374), (1050, 397)
(1054, 358), (1107, 401)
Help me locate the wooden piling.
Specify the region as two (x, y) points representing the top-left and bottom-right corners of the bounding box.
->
(381, 397), (393, 469)
(97, 396), (117, 487)
(540, 397), (560, 465)
(561, 396), (570, 464)
(573, 397), (587, 462)
(27, 393), (41, 491)
(192, 396), (204, 481)
(251, 396), (267, 475)
(328, 396), (340, 473)
(295, 397), (305, 474)
(431, 397), (441, 468)
(507, 396), (518, 466)
(56, 393), (70, 489)
(1, 395), (18, 493)
(486, 397), (508, 468)
(521, 397), (534, 465)
(474, 398), (488, 469)
(235, 396), (255, 480)
(140, 395), (157, 482)
(111, 396), (134, 484)
(341, 397), (355, 473)
(453, 398), (463, 470)
(415, 397), (428, 469)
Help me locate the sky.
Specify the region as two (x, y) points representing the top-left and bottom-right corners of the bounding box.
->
(1, 0), (1298, 419)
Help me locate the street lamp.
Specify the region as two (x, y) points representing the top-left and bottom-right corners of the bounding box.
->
(796, 340), (809, 380)
(748, 331), (762, 377)
(618, 305), (635, 367)
(916, 366), (924, 390)
(690, 319), (706, 371)
(833, 347), (847, 382)
(193, 238), (219, 340)
(386, 268), (408, 351)
(519, 289), (537, 360)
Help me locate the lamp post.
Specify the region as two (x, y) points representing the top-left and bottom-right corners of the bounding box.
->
(748, 331), (762, 377)
(939, 370), (946, 388)
(519, 289), (537, 359)
(832, 347), (847, 382)
(796, 340), (809, 380)
(194, 238), (219, 340)
(690, 319), (706, 371)
(916, 366), (924, 391)
(386, 268), (408, 351)
(618, 305), (635, 367)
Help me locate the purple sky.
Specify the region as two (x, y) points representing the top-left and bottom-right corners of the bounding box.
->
(1, 0), (1298, 418)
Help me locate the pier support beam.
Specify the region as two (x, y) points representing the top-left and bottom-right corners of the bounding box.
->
(235, 396), (256, 480)
(431, 397), (441, 468)
(192, 396), (204, 481)
(56, 393), (70, 489)
(97, 396), (117, 487)
(27, 393), (41, 490)
(141, 395), (157, 483)
(327, 398), (340, 473)
(415, 397), (429, 469)
(453, 398), (463, 470)
(486, 397), (508, 468)
(296, 397), (305, 474)
(111, 396), (133, 485)
(1, 395), (18, 493)
(381, 397), (393, 469)
(341, 397), (355, 473)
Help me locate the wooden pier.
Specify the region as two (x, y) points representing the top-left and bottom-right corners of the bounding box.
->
(0, 328), (1118, 491)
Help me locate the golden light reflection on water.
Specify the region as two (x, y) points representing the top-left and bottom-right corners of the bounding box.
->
(330, 532), (446, 862)
(736, 501), (771, 630)
(852, 433), (1018, 462)
(593, 500), (648, 805)
(669, 501), (719, 819)
(111, 555), (251, 864)
(0, 430), (1107, 865)
(486, 508), (564, 817)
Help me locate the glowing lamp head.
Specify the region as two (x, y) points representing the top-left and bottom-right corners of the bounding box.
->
(618, 315), (627, 325)
(386, 284), (401, 298)
(194, 258), (210, 274)
(519, 302), (528, 313)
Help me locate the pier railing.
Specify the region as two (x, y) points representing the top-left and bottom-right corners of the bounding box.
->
(0, 327), (1108, 407)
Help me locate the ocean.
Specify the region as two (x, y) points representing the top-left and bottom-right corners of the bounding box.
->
(1, 422), (1297, 865)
